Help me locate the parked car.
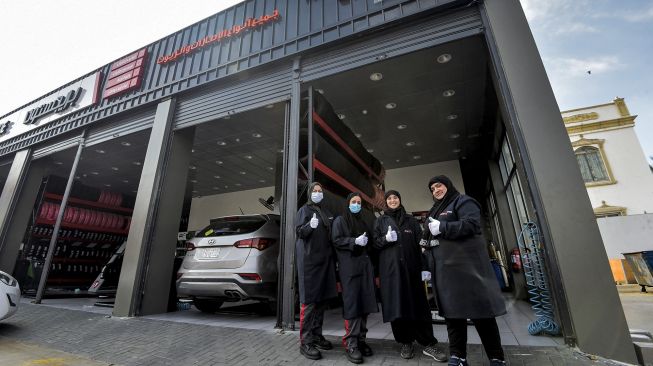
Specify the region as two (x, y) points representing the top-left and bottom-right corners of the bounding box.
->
(0, 270), (20, 321)
(176, 214), (280, 313)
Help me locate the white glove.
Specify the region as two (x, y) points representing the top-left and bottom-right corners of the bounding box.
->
(354, 232), (368, 246)
(309, 213), (319, 229)
(385, 226), (397, 242)
(421, 271), (431, 281)
(419, 239), (429, 248)
(428, 217), (441, 236)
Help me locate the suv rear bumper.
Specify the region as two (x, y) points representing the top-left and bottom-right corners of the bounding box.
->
(176, 277), (276, 301)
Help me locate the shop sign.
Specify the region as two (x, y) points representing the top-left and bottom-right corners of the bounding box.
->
(0, 72), (101, 142)
(104, 48), (148, 99)
(156, 9), (280, 65)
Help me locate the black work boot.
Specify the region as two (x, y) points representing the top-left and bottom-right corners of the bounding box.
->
(300, 343), (322, 360)
(346, 347), (363, 364)
(359, 341), (373, 357)
(315, 336), (333, 350)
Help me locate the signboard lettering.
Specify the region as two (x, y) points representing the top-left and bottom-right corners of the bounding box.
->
(24, 87), (83, 125)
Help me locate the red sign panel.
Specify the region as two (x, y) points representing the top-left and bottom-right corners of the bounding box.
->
(104, 48), (147, 99)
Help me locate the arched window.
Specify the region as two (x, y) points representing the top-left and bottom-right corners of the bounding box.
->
(575, 146), (609, 183)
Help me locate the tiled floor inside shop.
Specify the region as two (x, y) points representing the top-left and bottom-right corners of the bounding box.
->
(22, 295), (564, 347)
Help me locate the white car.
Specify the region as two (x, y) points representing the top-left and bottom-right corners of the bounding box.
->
(0, 270), (20, 320)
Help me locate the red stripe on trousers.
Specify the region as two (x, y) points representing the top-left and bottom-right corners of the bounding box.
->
(299, 304), (307, 344)
(343, 319), (350, 347)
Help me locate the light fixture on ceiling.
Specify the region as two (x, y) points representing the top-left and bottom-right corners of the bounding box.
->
(95, 149), (105, 154)
(461, 156), (467, 160)
(189, 165), (196, 170)
(468, 133), (480, 138)
(453, 148), (462, 153)
(447, 114), (458, 120)
(191, 180), (198, 183)
(223, 116), (231, 120)
(437, 53), (452, 64)
(217, 141), (227, 146)
(235, 138), (240, 142)
(449, 133), (460, 139)
(133, 161), (142, 166)
(355, 133), (362, 138)
(74, 176), (80, 179)
(277, 149), (284, 153)
(267, 167), (274, 171)
(265, 104), (275, 109)
(91, 171), (99, 175)
(385, 102), (397, 110)
(395, 159), (401, 163)
(443, 89), (456, 97)
(252, 133), (262, 138)
(104, 184), (111, 187)
(235, 183), (242, 187)
(413, 155), (421, 160)
(214, 175), (221, 179)
(397, 124), (407, 130)
(315, 88), (324, 94)
(192, 190), (198, 193)
(239, 171), (247, 175)
(405, 141), (416, 147)
(362, 110), (368, 115)
(224, 185), (229, 189)
(54, 161), (63, 165)
(338, 113), (346, 120)
(367, 148), (374, 153)
(111, 167), (119, 171)
(122, 180), (129, 183)
(244, 155), (253, 159)
(213, 187), (220, 190)
(369, 72), (383, 81)
(216, 160), (223, 165)
(121, 142), (131, 146)
(259, 179), (266, 183)
(191, 149), (195, 153)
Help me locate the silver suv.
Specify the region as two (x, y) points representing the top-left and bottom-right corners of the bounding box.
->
(176, 214), (280, 313)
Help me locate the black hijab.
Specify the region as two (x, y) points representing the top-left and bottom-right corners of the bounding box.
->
(384, 190), (407, 226)
(427, 175), (460, 219)
(343, 192), (371, 237)
(307, 182), (330, 232)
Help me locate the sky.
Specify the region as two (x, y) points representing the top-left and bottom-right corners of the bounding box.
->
(0, 0), (651, 162)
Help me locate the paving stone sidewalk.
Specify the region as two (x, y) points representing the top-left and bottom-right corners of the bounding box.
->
(0, 303), (629, 366)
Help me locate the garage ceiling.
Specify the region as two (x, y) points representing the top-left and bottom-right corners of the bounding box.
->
(38, 36), (491, 201)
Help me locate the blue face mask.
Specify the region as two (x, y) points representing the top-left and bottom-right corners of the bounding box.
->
(311, 192), (323, 203)
(349, 203), (361, 213)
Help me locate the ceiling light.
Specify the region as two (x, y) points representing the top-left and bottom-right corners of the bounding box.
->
(133, 161), (142, 166)
(122, 180), (129, 183)
(214, 175), (221, 179)
(223, 116), (230, 120)
(95, 149), (105, 154)
(224, 185), (229, 189)
(315, 89), (324, 94)
(443, 89), (456, 97)
(267, 167), (274, 171)
(362, 110), (368, 115)
(91, 171), (99, 175)
(54, 161), (63, 165)
(75, 176), (80, 179)
(191, 149), (195, 153)
(437, 53), (452, 64)
(111, 167), (119, 171)
(453, 148), (462, 153)
(191, 180), (197, 183)
(239, 171), (247, 175)
(213, 187), (220, 190)
(468, 133), (480, 138)
(413, 155), (421, 160)
(235, 183), (242, 187)
(461, 156), (467, 160)
(259, 179), (266, 183)
(252, 133), (262, 138)
(244, 155), (253, 159)
(405, 142), (416, 147)
(104, 184), (111, 187)
(355, 133), (362, 138)
(367, 148), (374, 153)
(216, 160), (223, 165)
(265, 104), (275, 109)
(277, 149), (284, 153)
(189, 165), (196, 170)
(447, 114), (458, 120)
(385, 102), (397, 110)
(449, 133), (460, 139)
(121, 141), (131, 146)
(395, 159), (401, 163)
(370, 73), (383, 81)
(217, 141), (227, 146)
(192, 190), (198, 193)
(397, 124), (407, 130)
(338, 113), (346, 120)
(235, 138), (240, 142)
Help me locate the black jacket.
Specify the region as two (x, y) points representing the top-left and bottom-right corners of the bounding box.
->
(423, 194), (506, 319)
(373, 213), (431, 322)
(331, 216), (379, 320)
(295, 204), (337, 304)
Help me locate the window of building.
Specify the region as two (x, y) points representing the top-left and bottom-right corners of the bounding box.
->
(571, 136), (616, 186)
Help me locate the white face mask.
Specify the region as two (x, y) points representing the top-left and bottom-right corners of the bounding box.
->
(311, 192), (323, 203)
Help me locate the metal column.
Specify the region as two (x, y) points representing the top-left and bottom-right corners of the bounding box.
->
(480, 0), (636, 362)
(278, 58), (302, 330)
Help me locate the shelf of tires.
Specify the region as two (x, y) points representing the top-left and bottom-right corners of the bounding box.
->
(17, 176), (134, 294)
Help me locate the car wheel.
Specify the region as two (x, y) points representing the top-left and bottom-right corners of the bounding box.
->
(193, 298), (224, 313)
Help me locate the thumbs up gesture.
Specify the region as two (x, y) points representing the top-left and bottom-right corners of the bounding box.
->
(428, 217), (441, 236)
(309, 213), (319, 229)
(385, 226), (397, 242)
(355, 232), (368, 246)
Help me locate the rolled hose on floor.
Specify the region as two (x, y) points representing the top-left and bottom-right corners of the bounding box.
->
(517, 222), (561, 336)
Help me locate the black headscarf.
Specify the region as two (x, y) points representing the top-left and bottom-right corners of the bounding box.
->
(427, 175), (460, 219)
(307, 182), (330, 232)
(343, 192), (371, 237)
(384, 190), (407, 226)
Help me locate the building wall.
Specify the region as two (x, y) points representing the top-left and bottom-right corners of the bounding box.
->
(383, 160), (464, 213)
(597, 213), (653, 259)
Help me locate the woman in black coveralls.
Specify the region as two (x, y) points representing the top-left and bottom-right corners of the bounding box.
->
(373, 190), (446, 362)
(295, 182), (337, 360)
(331, 192), (378, 364)
(421, 175), (507, 366)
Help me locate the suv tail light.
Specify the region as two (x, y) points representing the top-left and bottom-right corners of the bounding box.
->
(237, 273), (262, 282)
(185, 242), (196, 251)
(233, 237), (275, 250)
